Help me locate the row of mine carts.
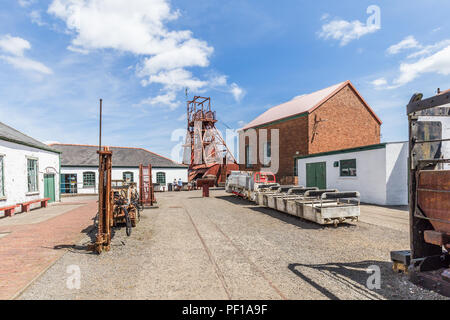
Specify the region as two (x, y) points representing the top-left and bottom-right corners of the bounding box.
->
(251, 184), (360, 226)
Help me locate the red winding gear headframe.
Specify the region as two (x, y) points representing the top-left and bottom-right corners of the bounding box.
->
(182, 96), (239, 186)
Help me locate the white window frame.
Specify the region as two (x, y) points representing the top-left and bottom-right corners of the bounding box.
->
(83, 171), (96, 188)
(156, 172), (166, 185)
(123, 171), (134, 182)
(27, 157), (39, 194)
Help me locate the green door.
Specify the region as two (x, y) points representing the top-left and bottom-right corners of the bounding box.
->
(306, 162), (326, 190)
(44, 174), (56, 203)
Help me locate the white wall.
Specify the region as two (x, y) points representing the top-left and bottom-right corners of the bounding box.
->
(0, 139), (60, 207)
(61, 166), (188, 194)
(158, 168), (188, 187)
(296, 143), (409, 206)
(385, 143), (408, 205)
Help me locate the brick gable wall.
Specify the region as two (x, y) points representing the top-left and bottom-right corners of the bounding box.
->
(240, 84), (381, 183)
(308, 84), (380, 154)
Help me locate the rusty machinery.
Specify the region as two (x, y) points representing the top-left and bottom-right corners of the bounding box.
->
(182, 96), (239, 186)
(90, 99), (143, 253)
(391, 89), (450, 297)
(111, 180), (141, 234)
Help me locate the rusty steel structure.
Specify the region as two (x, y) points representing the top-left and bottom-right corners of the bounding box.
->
(139, 164), (155, 206)
(183, 96), (239, 185)
(92, 146), (113, 254)
(392, 90), (450, 296)
(90, 99), (141, 253)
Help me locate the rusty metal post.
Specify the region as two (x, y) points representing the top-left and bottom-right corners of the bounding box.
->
(93, 146), (112, 254)
(202, 184), (209, 197)
(139, 164), (155, 207)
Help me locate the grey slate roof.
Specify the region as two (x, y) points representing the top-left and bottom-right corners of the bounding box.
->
(0, 121), (59, 153)
(50, 144), (186, 168)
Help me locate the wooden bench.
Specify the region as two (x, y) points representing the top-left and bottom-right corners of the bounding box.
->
(0, 205), (19, 217)
(20, 198), (51, 213)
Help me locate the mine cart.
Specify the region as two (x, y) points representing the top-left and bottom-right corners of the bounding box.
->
(226, 171), (278, 201)
(298, 191), (360, 226)
(391, 90), (450, 297)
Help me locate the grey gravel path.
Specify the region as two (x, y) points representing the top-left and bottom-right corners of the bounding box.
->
(18, 190), (448, 300)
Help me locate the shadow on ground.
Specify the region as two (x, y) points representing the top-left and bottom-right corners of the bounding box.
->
(50, 215), (116, 255)
(216, 195), (356, 230)
(288, 260), (402, 300)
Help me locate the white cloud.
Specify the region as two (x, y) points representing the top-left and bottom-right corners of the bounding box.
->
(230, 83), (245, 102)
(0, 55), (52, 74)
(432, 27), (441, 33)
(143, 68), (207, 91)
(30, 10), (47, 27)
(318, 19), (379, 46)
(0, 34), (52, 74)
(139, 92), (180, 110)
(18, 0), (36, 7)
(138, 38), (213, 75)
(387, 36), (420, 55)
(0, 35), (30, 56)
(48, 0), (242, 108)
(371, 78), (387, 87)
(320, 13), (330, 21)
(406, 39), (450, 59)
(373, 36), (450, 89)
(394, 45), (450, 87)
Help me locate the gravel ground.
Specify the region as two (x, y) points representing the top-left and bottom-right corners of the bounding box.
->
(19, 189), (448, 300)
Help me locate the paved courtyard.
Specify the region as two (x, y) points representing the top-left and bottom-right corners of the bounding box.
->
(0, 196), (97, 299)
(13, 190), (447, 300)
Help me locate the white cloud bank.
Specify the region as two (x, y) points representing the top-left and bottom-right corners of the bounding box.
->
(395, 45), (450, 86)
(373, 36), (450, 88)
(318, 6), (381, 46)
(319, 19), (379, 46)
(386, 35), (420, 55)
(371, 78), (387, 87)
(48, 0), (243, 108)
(17, 0), (36, 7)
(0, 34), (52, 74)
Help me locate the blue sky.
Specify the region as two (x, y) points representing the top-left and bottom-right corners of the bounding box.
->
(0, 0), (449, 160)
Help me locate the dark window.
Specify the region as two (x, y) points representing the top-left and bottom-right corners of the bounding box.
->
(83, 172), (95, 188)
(123, 171), (134, 182)
(156, 172), (166, 184)
(340, 159), (357, 177)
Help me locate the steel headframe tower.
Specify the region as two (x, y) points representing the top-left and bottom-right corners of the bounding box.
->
(183, 96), (239, 185)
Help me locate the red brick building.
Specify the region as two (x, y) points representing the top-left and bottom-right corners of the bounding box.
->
(239, 80), (382, 184)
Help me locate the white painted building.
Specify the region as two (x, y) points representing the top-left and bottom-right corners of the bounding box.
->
(0, 122), (60, 211)
(295, 142), (408, 205)
(50, 144), (187, 194)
